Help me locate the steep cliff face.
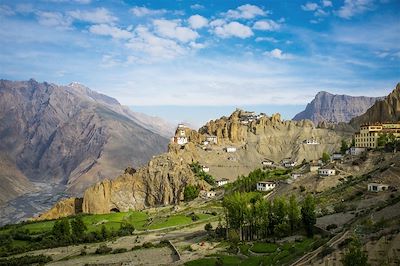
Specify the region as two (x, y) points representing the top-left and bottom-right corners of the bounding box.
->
(34, 198), (83, 221)
(0, 79), (169, 199)
(293, 91), (382, 124)
(350, 84), (400, 127)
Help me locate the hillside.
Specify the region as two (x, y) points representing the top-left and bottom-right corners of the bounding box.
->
(293, 91), (382, 124)
(350, 83), (400, 127)
(35, 109), (351, 219)
(0, 79), (170, 204)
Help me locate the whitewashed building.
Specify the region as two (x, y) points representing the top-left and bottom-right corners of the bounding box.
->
(291, 173), (302, 180)
(332, 153), (343, 160)
(349, 147), (366, 156)
(262, 159), (274, 166)
(284, 161), (296, 168)
(367, 183), (389, 192)
(216, 178), (229, 187)
(319, 169), (336, 176)
(175, 136), (188, 145)
(303, 139), (319, 145)
(206, 135), (218, 144)
(225, 147), (237, 153)
(309, 163), (320, 172)
(256, 181), (276, 192)
(202, 165), (210, 173)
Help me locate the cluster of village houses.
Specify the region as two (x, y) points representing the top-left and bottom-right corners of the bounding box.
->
(172, 120), (400, 198)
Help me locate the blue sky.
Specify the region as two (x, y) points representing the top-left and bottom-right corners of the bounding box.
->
(0, 0), (399, 127)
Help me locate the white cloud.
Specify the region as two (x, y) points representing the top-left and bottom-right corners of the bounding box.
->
(301, 2), (319, 11)
(130, 6), (167, 17)
(89, 24), (133, 39)
(153, 19), (199, 43)
(322, 0), (333, 7)
(209, 19), (225, 27)
(225, 4), (266, 19)
(190, 4), (204, 10)
(314, 9), (329, 17)
(0, 5), (15, 16)
(264, 48), (292, 59)
(213, 21), (253, 39)
(126, 25), (186, 60)
(255, 37), (279, 43)
(68, 8), (117, 24)
(253, 20), (281, 31)
(336, 0), (374, 19)
(188, 15), (208, 29)
(15, 4), (34, 13)
(36, 11), (72, 29)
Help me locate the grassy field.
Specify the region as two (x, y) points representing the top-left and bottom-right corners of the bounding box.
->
(185, 238), (317, 266)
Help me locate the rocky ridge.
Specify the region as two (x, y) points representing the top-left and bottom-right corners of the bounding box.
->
(293, 91), (382, 124)
(0, 79), (170, 204)
(350, 83), (400, 127)
(35, 109), (349, 219)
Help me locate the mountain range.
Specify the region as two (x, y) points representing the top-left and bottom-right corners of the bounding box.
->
(0, 79), (174, 206)
(293, 91), (383, 124)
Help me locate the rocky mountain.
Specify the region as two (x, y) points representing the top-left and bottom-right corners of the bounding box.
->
(0, 79), (170, 205)
(35, 109), (351, 219)
(293, 91), (382, 124)
(350, 83), (400, 127)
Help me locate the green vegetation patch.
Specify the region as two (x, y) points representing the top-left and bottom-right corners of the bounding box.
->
(250, 242), (278, 253)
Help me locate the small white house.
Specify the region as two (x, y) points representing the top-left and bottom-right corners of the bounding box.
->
(319, 169), (336, 176)
(206, 191), (216, 198)
(206, 135), (218, 144)
(332, 153), (343, 160)
(257, 181), (276, 192)
(202, 165), (210, 173)
(349, 147), (366, 156)
(216, 178), (229, 187)
(262, 159), (274, 166)
(367, 183), (389, 192)
(303, 139), (319, 145)
(178, 123), (187, 128)
(176, 136), (188, 145)
(225, 147), (237, 153)
(284, 161), (296, 168)
(291, 173), (302, 180)
(240, 120), (249, 125)
(202, 141), (209, 146)
(281, 158), (292, 165)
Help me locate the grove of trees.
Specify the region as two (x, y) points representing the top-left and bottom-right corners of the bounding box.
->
(222, 192), (316, 241)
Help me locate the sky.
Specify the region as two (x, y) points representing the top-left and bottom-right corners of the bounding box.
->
(0, 0), (399, 127)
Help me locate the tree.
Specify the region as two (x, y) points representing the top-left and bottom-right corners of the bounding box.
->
(301, 194), (316, 237)
(184, 185), (200, 201)
(204, 223), (213, 232)
(288, 195), (300, 234)
(71, 217), (87, 241)
(377, 133), (388, 147)
(321, 152), (331, 164)
(342, 237), (369, 266)
(340, 140), (349, 155)
(52, 218), (71, 242)
(100, 225), (109, 240)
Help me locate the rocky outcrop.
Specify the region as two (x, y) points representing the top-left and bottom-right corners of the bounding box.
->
(350, 83), (400, 127)
(36, 109), (350, 220)
(33, 198), (83, 221)
(0, 79), (169, 198)
(293, 91), (382, 124)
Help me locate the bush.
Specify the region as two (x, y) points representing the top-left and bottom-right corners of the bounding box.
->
(300, 185), (306, 192)
(142, 242), (154, 249)
(205, 223), (213, 232)
(184, 185), (200, 201)
(80, 248), (87, 256)
(95, 244), (112, 254)
(0, 255), (52, 266)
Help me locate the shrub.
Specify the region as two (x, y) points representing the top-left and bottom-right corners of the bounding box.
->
(204, 223), (213, 232)
(142, 242), (154, 249)
(300, 185), (306, 192)
(95, 244), (112, 254)
(184, 185), (200, 201)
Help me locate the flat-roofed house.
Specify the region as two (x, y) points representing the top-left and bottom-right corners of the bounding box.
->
(367, 183), (389, 192)
(216, 178), (229, 187)
(319, 168), (336, 176)
(256, 181), (276, 192)
(262, 159), (274, 166)
(206, 135), (218, 144)
(225, 147), (237, 153)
